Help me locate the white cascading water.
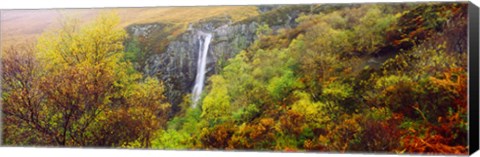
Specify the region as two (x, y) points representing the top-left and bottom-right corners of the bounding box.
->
(191, 32), (212, 108)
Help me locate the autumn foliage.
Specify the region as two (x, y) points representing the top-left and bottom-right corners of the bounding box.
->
(1, 3), (469, 155)
(2, 13), (170, 147)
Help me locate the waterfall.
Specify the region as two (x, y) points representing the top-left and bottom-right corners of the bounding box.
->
(191, 32), (212, 108)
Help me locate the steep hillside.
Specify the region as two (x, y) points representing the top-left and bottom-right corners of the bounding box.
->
(1, 2), (470, 154)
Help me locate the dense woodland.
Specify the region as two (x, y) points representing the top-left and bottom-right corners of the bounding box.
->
(1, 3), (469, 154)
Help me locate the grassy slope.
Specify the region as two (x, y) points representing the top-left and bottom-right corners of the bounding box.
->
(1, 6), (259, 47)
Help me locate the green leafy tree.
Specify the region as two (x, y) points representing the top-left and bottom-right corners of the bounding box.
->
(201, 76), (231, 123)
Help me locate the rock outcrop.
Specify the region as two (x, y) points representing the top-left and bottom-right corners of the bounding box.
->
(127, 17), (257, 112)
(126, 5), (316, 112)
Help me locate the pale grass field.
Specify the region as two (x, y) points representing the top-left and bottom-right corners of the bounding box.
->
(1, 6), (259, 48)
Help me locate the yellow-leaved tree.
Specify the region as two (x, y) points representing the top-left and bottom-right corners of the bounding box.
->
(2, 12), (170, 147)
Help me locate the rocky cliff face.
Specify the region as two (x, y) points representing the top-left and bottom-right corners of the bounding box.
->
(127, 17), (257, 111)
(126, 6), (310, 112)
